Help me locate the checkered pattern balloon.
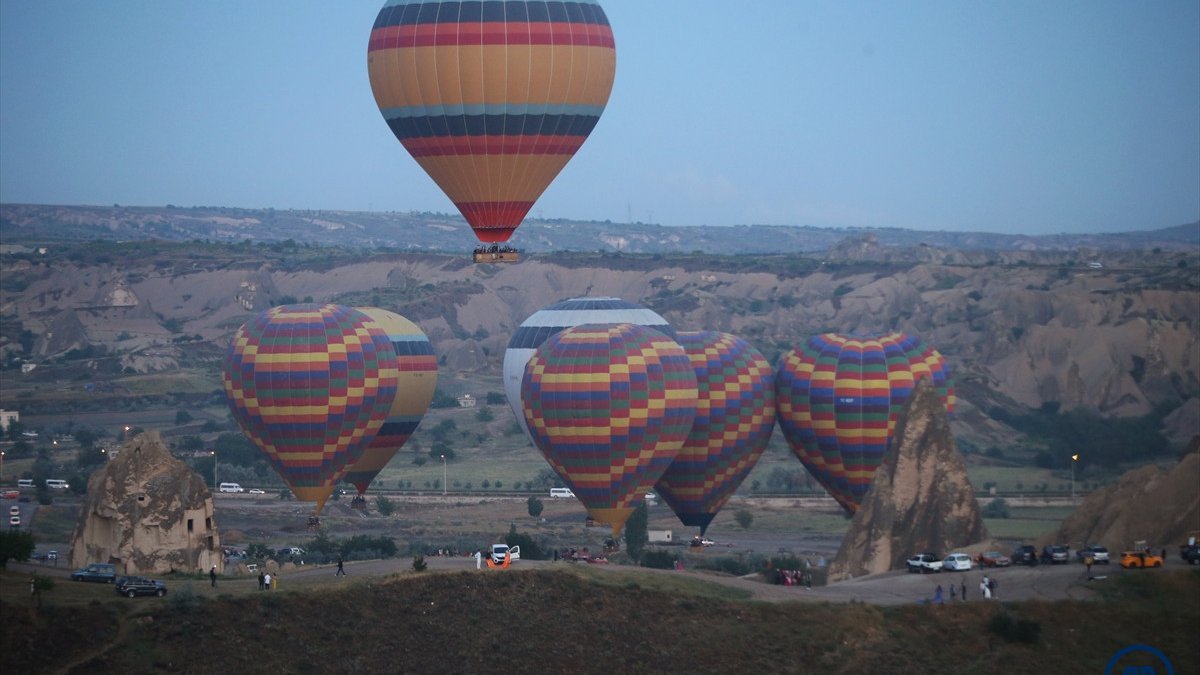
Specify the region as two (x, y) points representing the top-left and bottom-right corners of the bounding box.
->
(655, 331), (775, 534)
(775, 332), (955, 514)
(522, 323), (697, 535)
(223, 304), (399, 513)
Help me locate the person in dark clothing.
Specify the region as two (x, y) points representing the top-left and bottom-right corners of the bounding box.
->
(961, 579), (967, 601)
(336, 557), (346, 577)
(209, 566), (218, 588)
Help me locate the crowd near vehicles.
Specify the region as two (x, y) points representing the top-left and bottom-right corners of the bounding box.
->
(71, 563), (117, 583)
(906, 553), (943, 573)
(115, 576), (167, 598)
(1119, 550), (1164, 569)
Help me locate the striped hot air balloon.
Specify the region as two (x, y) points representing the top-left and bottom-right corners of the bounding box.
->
(341, 308), (438, 497)
(367, 0), (617, 243)
(774, 332), (955, 514)
(655, 331), (775, 535)
(521, 323), (697, 536)
(222, 304), (399, 514)
(503, 297), (675, 440)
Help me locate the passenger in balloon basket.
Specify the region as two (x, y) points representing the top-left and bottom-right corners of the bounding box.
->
(307, 515), (320, 531)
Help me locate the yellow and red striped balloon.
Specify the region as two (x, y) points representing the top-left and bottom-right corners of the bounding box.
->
(775, 333), (954, 514)
(341, 308), (438, 496)
(223, 304), (399, 514)
(367, 0), (617, 243)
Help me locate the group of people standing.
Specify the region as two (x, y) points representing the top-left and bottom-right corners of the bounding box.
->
(931, 576), (996, 604)
(257, 570), (276, 590)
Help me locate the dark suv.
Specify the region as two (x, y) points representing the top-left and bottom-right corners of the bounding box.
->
(1181, 544), (1200, 565)
(115, 576), (167, 598)
(70, 563), (117, 583)
(1011, 545), (1038, 566)
(1041, 544), (1070, 564)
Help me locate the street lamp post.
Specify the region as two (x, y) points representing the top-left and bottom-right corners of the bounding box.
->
(441, 454), (447, 496)
(1, 449), (5, 482)
(1071, 453), (1079, 500)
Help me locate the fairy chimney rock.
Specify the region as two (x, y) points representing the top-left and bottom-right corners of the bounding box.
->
(69, 431), (222, 575)
(828, 377), (986, 581)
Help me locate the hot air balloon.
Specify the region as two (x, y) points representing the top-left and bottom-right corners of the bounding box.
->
(521, 323), (697, 535)
(655, 331), (775, 535)
(223, 304), (399, 515)
(774, 332), (955, 514)
(341, 308), (437, 501)
(503, 297), (675, 439)
(367, 0), (617, 244)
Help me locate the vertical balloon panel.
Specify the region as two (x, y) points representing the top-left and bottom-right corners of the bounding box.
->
(656, 331), (775, 535)
(223, 304), (399, 513)
(342, 308), (437, 495)
(367, 0), (617, 243)
(521, 323), (696, 535)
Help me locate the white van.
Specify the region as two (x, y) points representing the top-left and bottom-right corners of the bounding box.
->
(45, 479), (69, 490)
(549, 487), (575, 499)
(17, 479), (33, 488)
(218, 483), (245, 493)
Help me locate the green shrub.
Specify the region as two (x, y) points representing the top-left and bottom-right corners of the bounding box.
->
(641, 549), (677, 570)
(169, 582), (203, 613)
(411, 555), (427, 572)
(982, 498), (1011, 519)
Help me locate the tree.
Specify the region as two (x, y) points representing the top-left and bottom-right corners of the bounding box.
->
(475, 406), (494, 423)
(175, 410), (194, 425)
(0, 530), (36, 569)
(734, 509), (754, 530)
(505, 524), (543, 560)
(485, 391), (506, 405)
(74, 427), (100, 450)
(527, 496), (544, 519)
(376, 495), (396, 516)
(623, 502), (649, 562)
(214, 433), (260, 466)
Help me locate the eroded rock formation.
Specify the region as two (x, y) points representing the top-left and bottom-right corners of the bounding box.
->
(69, 431), (222, 575)
(828, 378), (987, 581)
(1041, 439), (1200, 552)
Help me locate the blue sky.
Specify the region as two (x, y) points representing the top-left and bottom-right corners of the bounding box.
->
(1, 1), (1197, 235)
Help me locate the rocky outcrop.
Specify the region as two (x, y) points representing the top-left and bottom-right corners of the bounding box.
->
(828, 378), (987, 581)
(1041, 441), (1200, 552)
(69, 431), (222, 575)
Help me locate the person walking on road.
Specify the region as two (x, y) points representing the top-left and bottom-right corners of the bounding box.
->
(961, 579), (967, 601)
(209, 565), (218, 588)
(336, 556), (346, 577)
(981, 576), (991, 599)
(475, 550), (482, 570)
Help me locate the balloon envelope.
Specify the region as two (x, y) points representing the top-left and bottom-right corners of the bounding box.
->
(342, 308), (437, 496)
(367, 0), (617, 243)
(774, 332), (954, 514)
(504, 297), (675, 440)
(522, 323), (697, 535)
(223, 304), (399, 513)
(655, 331), (775, 535)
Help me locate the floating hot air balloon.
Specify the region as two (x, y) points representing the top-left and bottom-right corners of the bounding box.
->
(522, 323), (697, 535)
(774, 332), (955, 514)
(367, 0), (617, 244)
(223, 304), (399, 514)
(341, 308), (437, 498)
(655, 331), (775, 535)
(503, 297), (675, 439)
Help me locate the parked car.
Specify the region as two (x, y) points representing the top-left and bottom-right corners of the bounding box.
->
(1077, 544), (1110, 565)
(248, 488), (266, 494)
(1011, 545), (1039, 566)
(1120, 550), (1164, 569)
(8, 505), (19, 516)
(942, 553), (973, 571)
(115, 576), (167, 598)
(276, 547), (305, 558)
(906, 553), (943, 573)
(71, 563), (117, 583)
(1180, 544), (1200, 565)
(689, 536), (716, 547)
(979, 551), (1012, 567)
(1041, 544), (1070, 564)
(490, 543), (520, 564)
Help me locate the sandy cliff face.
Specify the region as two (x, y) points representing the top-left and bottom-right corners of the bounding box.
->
(1041, 442), (1200, 552)
(69, 431), (223, 575)
(828, 379), (987, 581)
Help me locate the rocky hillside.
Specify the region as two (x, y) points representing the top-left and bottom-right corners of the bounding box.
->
(1, 236), (1198, 454)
